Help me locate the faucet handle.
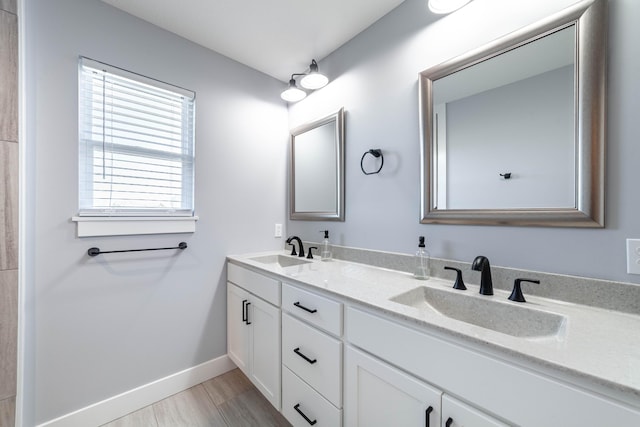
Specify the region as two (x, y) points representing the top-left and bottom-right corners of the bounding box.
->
(307, 247), (318, 259)
(509, 278), (540, 303)
(444, 266), (466, 290)
(287, 242), (297, 256)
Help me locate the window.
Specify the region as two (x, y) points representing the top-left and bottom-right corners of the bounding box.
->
(78, 57), (195, 218)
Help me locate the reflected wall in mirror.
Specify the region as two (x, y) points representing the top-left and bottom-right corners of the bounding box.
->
(433, 27), (575, 210)
(290, 108), (345, 221)
(419, 0), (605, 227)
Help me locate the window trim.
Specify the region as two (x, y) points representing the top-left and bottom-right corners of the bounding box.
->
(72, 216), (199, 237)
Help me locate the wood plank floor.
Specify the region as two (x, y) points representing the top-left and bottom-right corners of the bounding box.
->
(101, 369), (291, 427)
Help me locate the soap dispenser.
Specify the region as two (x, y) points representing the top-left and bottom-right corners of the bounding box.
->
(320, 230), (332, 261)
(414, 236), (430, 280)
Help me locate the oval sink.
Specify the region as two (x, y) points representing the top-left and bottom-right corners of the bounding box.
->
(250, 254), (311, 268)
(390, 286), (566, 338)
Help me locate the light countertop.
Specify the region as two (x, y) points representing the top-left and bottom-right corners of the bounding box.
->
(227, 251), (640, 404)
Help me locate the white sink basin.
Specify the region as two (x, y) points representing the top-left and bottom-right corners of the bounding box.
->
(250, 254), (311, 268)
(390, 286), (566, 338)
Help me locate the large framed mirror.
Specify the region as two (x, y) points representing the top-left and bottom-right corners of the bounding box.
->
(290, 108), (345, 221)
(419, 0), (605, 227)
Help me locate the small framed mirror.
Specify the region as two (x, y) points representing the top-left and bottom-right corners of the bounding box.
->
(419, 0), (605, 227)
(290, 108), (345, 221)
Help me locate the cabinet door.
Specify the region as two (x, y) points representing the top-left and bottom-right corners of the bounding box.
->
(227, 282), (250, 374)
(442, 395), (509, 427)
(345, 346), (442, 427)
(249, 295), (281, 410)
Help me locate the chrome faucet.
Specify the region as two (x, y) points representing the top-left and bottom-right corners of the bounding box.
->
(285, 236), (305, 258)
(471, 255), (493, 295)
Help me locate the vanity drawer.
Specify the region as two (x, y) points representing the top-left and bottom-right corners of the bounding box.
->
(282, 366), (342, 427)
(227, 263), (280, 306)
(282, 313), (342, 407)
(282, 283), (343, 336)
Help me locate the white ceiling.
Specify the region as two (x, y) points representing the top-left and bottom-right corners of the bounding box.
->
(101, 0), (406, 82)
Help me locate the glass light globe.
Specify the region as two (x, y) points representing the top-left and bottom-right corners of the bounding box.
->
(300, 72), (329, 90)
(428, 0), (472, 14)
(281, 79), (307, 102)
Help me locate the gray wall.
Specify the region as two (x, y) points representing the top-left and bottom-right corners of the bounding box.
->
(287, 0), (640, 285)
(294, 121), (338, 212)
(445, 66), (574, 209)
(22, 0), (288, 423)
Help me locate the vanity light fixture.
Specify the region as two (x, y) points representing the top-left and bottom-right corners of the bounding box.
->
(428, 0), (472, 14)
(281, 59), (329, 103)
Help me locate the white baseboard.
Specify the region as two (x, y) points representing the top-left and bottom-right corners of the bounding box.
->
(37, 355), (236, 427)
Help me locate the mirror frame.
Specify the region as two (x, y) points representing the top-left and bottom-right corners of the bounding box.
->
(419, 0), (606, 227)
(290, 108), (345, 221)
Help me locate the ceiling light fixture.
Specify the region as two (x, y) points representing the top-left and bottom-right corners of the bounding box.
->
(281, 59), (329, 103)
(428, 0), (472, 14)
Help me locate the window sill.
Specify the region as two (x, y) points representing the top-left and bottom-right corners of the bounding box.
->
(72, 216), (198, 237)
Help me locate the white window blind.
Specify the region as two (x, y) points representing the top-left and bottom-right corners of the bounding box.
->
(78, 57), (195, 217)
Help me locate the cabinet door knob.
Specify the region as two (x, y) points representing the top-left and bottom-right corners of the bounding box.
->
(425, 406), (434, 427)
(242, 299), (247, 323)
(245, 302), (251, 325)
(293, 347), (318, 364)
(445, 417), (454, 427)
(294, 403), (317, 425)
(294, 301), (317, 313)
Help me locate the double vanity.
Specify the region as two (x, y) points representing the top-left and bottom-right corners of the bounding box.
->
(226, 251), (640, 426)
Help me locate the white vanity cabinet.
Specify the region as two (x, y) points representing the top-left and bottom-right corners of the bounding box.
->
(345, 346), (442, 427)
(226, 264), (281, 409)
(227, 282), (250, 373)
(281, 283), (344, 426)
(345, 306), (640, 427)
(442, 395), (509, 427)
(344, 342), (507, 427)
(226, 255), (640, 427)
